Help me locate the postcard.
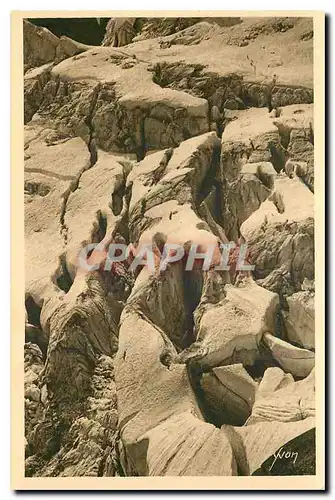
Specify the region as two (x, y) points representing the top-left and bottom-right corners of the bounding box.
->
(11, 10), (325, 490)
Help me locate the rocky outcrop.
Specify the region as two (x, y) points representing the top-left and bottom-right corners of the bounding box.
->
(24, 16), (316, 477)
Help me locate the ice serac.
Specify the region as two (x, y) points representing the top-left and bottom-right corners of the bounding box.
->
(102, 18), (241, 47)
(26, 353), (120, 477)
(185, 277), (279, 370)
(30, 48), (209, 158)
(115, 266), (235, 476)
(24, 63), (54, 123)
(23, 16), (316, 477)
(116, 265), (214, 475)
(248, 368), (315, 424)
(241, 174), (314, 291)
(25, 246), (125, 476)
(252, 428), (316, 475)
(255, 366), (294, 396)
(142, 412), (236, 476)
(222, 417), (315, 476)
(114, 133), (236, 475)
(127, 132), (221, 242)
(25, 125), (92, 306)
(201, 364), (258, 426)
(24, 20), (60, 71)
(273, 104), (314, 190)
(24, 20), (92, 74)
(283, 290), (315, 350)
(24, 343), (44, 456)
(262, 333), (315, 378)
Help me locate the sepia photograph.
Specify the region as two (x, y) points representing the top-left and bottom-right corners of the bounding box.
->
(11, 10), (325, 490)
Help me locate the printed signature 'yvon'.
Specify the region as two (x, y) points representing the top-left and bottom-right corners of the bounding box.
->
(269, 448), (299, 471)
